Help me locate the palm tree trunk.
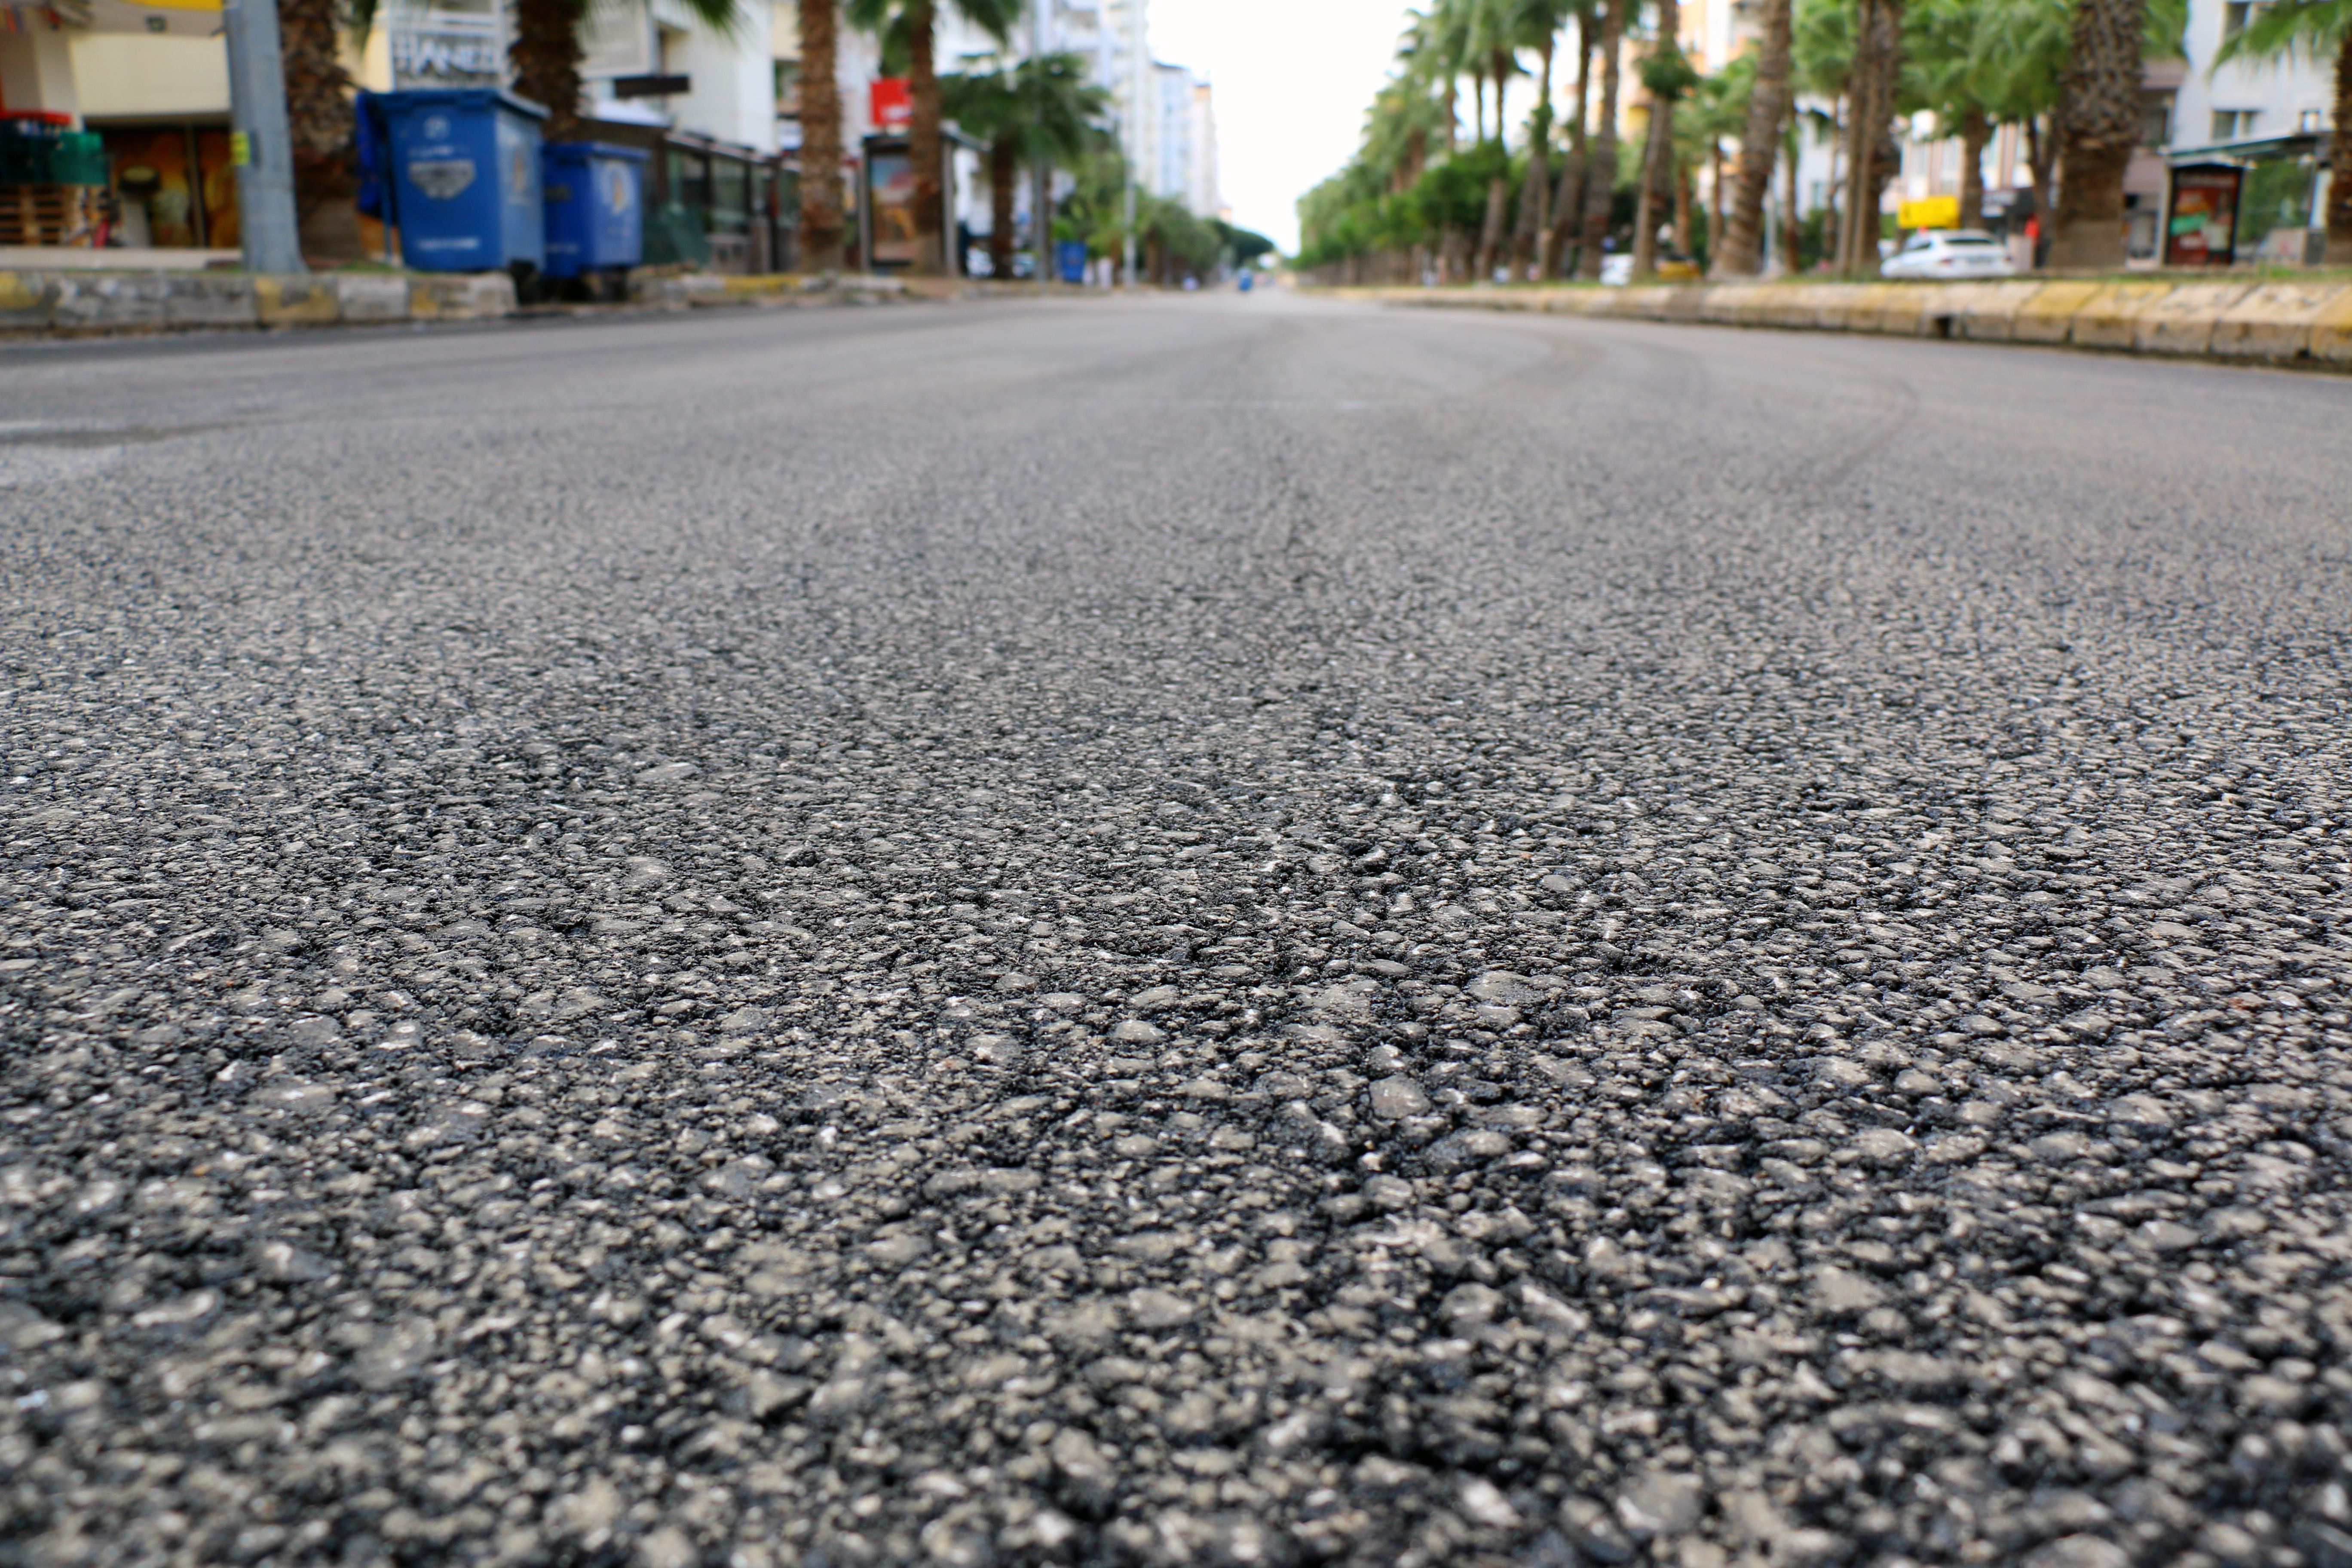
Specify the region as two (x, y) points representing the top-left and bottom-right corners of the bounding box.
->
(2049, 0), (2147, 269)
(1674, 153), (1694, 255)
(989, 135), (1016, 278)
(1715, 0), (1789, 275)
(1524, 37), (1556, 279)
(1444, 80), (1459, 153)
(1477, 173), (1510, 279)
(1706, 142), (1723, 263)
(1473, 71), (1487, 144)
(1492, 48), (1513, 144)
(510, 0), (585, 138)
(1577, 0), (1624, 279)
(2027, 108), (2058, 265)
(1837, 0), (1904, 274)
(1547, 12), (1595, 273)
(1630, 0), (1680, 278)
(1958, 104), (1988, 228)
(798, 0), (847, 272)
(1781, 112), (1801, 272)
(279, 0), (358, 259)
(1836, 0), (1875, 273)
(2331, 30), (2352, 263)
(906, 0), (946, 275)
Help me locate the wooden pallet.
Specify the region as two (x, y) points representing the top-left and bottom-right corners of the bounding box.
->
(0, 184), (102, 248)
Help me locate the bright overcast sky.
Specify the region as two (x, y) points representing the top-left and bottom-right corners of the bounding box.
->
(1148, 0), (1419, 254)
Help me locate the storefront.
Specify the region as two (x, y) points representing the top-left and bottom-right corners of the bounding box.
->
(0, 0), (236, 258)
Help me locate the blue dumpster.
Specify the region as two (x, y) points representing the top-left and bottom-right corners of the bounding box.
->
(373, 88), (548, 272)
(542, 142), (646, 279)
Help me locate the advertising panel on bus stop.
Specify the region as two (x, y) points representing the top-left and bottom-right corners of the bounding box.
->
(2165, 163), (2242, 267)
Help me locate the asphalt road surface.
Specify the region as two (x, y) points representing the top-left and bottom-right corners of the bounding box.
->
(4, 294), (2350, 1568)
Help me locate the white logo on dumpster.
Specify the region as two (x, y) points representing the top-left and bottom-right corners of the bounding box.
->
(408, 158), (476, 199)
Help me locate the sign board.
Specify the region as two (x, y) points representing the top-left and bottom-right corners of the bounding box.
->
(385, 0), (504, 87)
(869, 77), (910, 130)
(2165, 164), (2242, 266)
(1896, 194), (1958, 230)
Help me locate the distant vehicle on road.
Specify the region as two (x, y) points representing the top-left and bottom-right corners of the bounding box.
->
(1598, 253), (1701, 285)
(1880, 228), (2018, 279)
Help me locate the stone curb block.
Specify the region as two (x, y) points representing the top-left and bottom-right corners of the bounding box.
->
(255, 275), (340, 327)
(2064, 281), (2172, 348)
(2132, 281), (2254, 355)
(2208, 280), (2352, 361)
(2012, 281), (2107, 343)
(410, 273), (517, 319)
(0, 270), (53, 329)
(2310, 288), (2352, 365)
(334, 274), (411, 323)
(1951, 279), (2048, 343)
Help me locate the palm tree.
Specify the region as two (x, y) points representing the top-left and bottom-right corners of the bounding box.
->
(848, 0), (1022, 276)
(2046, 0), (2147, 266)
(1575, 0), (1626, 277)
(1543, 0), (1598, 273)
(1678, 56), (1750, 266)
(800, 0), (847, 270)
(506, 0), (747, 140)
(1715, 0), (1792, 273)
(1631, 0), (1697, 277)
(279, 0), (358, 257)
(2217, 0), (2352, 261)
(1508, 0), (1573, 277)
(943, 50), (1107, 278)
(1831, 0), (1906, 274)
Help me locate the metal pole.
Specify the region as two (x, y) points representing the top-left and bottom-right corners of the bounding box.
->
(222, 0), (306, 274)
(1122, 130), (1135, 289)
(1032, 0), (1048, 295)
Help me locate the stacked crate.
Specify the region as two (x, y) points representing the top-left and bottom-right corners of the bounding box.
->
(0, 118), (109, 248)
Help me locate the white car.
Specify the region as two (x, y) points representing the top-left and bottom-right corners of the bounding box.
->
(1881, 229), (2017, 279)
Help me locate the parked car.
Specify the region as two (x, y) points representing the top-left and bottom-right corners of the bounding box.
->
(1880, 228), (2017, 279)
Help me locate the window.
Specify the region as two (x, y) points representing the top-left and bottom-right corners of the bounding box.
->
(2299, 108), (2324, 132)
(2211, 109), (2257, 140)
(2220, 1), (2268, 39)
(2140, 95), (2171, 146)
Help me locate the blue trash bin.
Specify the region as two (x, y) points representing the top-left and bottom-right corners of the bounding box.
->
(542, 142), (646, 279)
(373, 88), (548, 272)
(1056, 239), (1088, 284)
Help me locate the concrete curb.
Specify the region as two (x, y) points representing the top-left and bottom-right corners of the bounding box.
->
(0, 267), (922, 338)
(0, 269), (518, 337)
(1327, 277), (2352, 371)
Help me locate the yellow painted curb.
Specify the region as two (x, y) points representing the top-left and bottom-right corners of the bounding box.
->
(1847, 284), (1927, 336)
(1951, 279), (2048, 342)
(2133, 281), (2256, 355)
(0, 271), (40, 316)
(2011, 280), (2106, 344)
(2067, 281), (2175, 349)
(2208, 280), (2352, 360)
(255, 275), (339, 327)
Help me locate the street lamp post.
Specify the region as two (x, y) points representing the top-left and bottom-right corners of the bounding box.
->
(221, 0), (306, 274)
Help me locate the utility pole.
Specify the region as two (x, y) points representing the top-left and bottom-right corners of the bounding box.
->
(1032, 0), (1049, 294)
(222, 0), (306, 275)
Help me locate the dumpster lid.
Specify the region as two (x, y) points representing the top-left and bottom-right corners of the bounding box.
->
(374, 87), (551, 121)
(544, 141), (651, 164)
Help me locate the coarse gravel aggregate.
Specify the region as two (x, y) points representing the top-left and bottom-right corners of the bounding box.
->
(2, 294), (2351, 1568)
